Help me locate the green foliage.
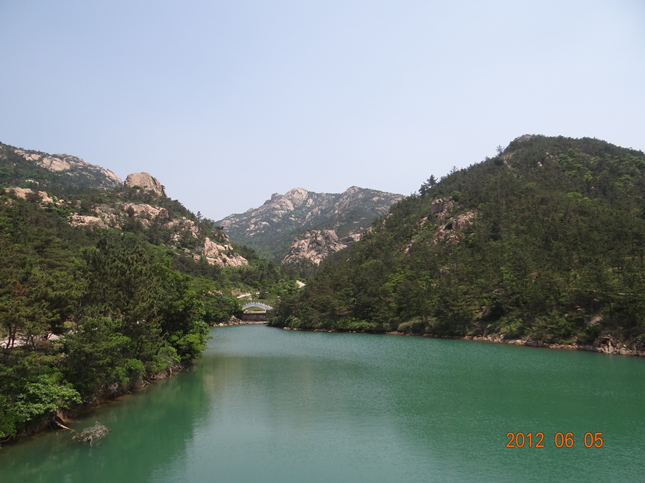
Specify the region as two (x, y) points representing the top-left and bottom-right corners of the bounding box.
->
(276, 136), (645, 346)
(397, 318), (428, 334)
(190, 278), (242, 325)
(12, 374), (81, 426)
(0, 142), (304, 441)
(62, 317), (142, 398)
(0, 212), (213, 437)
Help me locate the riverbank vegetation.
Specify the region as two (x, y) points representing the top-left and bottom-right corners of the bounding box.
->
(272, 136), (645, 351)
(0, 185), (299, 442)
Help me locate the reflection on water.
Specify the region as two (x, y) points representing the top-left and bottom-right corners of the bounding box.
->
(2, 326), (645, 482)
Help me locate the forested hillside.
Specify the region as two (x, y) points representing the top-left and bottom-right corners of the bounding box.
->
(0, 162), (300, 442)
(272, 135), (645, 350)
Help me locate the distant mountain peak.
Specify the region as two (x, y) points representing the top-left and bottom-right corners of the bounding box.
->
(216, 186), (403, 261)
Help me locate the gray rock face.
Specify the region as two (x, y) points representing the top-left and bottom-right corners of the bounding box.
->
(124, 172), (166, 196)
(282, 229), (349, 265)
(200, 237), (248, 268)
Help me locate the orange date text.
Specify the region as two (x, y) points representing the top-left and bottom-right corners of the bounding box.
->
(506, 432), (603, 448)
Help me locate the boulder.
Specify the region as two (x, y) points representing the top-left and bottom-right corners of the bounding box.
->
(124, 172), (166, 196)
(69, 214), (107, 228)
(4, 187), (53, 203)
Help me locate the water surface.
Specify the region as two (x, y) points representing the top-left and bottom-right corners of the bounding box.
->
(2, 326), (644, 482)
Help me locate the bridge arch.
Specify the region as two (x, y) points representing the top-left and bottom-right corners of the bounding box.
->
(242, 302), (274, 311)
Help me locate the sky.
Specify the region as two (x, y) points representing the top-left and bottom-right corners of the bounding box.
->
(1, 0), (644, 221)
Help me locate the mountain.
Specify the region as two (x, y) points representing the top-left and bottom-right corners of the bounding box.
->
(4, 171), (248, 269)
(216, 186), (403, 261)
(272, 135), (645, 353)
(0, 144), (249, 270)
(0, 141), (122, 190)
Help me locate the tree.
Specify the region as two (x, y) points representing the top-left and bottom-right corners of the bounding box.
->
(420, 175), (437, 195)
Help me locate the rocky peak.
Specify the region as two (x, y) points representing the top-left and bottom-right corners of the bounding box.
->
(343, 186), (360, 196)
(514, 134), (533, 144)
(124, 172), (166, 196)
(18, 150), (123, 185)
(284, 188), (308, 206)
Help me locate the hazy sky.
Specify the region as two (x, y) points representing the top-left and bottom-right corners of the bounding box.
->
(1, 0), (643, 220)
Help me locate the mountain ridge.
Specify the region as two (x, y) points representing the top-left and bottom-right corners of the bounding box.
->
(216, 186), (403, 261)
(0, 141), (122, 190)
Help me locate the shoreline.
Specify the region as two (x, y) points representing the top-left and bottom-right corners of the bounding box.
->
(276, 326), (645, 357)
(0, 362), (188, 447)
(2, 318), (267, 446)
(211, 319), (266, 327)
(210, 313), (273, 327)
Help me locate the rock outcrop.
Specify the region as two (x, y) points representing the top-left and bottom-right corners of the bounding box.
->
(3, 183), (248, 268)
(4, 187), (53, 204)
(282, 230), (349, 265)
(69, 214), (107, 228)
(431, 207), (477, 245)
(198, 237), (248, 268)
(1, 144), (123, 189)
(124, 172), (166, 196)
(403, 198), (477, 254)
(430, 198), (454, 220)
(122, 202), (167, 219)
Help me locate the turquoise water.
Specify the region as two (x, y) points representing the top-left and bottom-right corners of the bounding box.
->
(1, 325), (644, 482)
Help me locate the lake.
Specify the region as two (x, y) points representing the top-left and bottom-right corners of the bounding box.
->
(2, 325), (644, 482)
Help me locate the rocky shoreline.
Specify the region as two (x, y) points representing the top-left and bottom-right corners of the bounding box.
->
(279, 327), (645, 357)
(210, 316), (266, 327)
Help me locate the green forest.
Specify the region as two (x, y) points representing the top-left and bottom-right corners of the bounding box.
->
(0, 164), (300, 442)
(271, 136), (645, 349)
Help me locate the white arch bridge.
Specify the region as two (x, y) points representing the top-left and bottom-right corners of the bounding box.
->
(242, 302), (274, 311)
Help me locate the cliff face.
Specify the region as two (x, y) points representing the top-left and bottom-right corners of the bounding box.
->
(216, 186), (403, 261)
(282, 230), (350, 265)
(0, 142), (122, 189)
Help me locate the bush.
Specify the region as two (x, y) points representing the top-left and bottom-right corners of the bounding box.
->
(397, 318), (427, 334)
